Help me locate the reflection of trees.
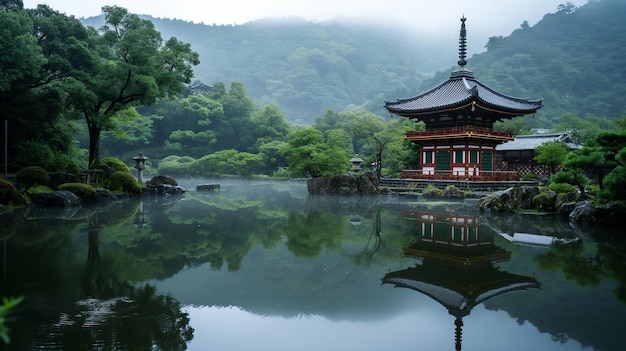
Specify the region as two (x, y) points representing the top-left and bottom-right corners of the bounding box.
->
(31, 282), (193, 351)
(0, 208), (25, 240)
(283, 210), (344, 257)
(534, 241), (602, 287)
(350, 207), (383, 266)
(598, 240), (626, 304)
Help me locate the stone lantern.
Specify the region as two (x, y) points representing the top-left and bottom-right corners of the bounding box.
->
(132, 153), (149, 182)
(350, 154), (364, 173)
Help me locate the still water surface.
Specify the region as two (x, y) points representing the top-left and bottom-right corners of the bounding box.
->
(1, 180), (624, 351)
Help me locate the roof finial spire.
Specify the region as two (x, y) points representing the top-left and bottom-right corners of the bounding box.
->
(458, 16), (467, 67)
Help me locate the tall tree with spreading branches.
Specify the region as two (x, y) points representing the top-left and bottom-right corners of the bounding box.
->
(68, 6), (199, 165)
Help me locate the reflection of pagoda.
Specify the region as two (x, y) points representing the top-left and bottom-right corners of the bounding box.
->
(383, 210), (540, 351)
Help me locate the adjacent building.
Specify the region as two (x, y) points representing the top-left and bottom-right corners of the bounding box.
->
(496, 133), (581, 177)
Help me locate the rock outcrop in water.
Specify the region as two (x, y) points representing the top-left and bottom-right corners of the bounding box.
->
(306, 172), (379, 195)
(478, 186), (624, 226)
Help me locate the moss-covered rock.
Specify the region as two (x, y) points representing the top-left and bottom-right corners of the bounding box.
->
(569, 201), (626, 226)
(531, 190), (557, 212)
(31, 190), (81, 207)
(146, 175), (186, 196)
(306, 172), (379, 195)
(422, 185), (445, 198)
(444, 185), (466, 198)
(58, 183), (98, 202)
(478, 186), (544, 212)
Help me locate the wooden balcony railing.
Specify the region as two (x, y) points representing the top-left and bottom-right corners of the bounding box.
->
(400, 169), (520, 181)
(405, 126), (513, 141)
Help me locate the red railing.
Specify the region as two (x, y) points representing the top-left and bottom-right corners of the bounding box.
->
(405, 126), (512, 139)
(400, 169), (520, 181)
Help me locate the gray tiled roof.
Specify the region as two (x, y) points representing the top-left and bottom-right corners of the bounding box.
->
(496, 133), (581, 151)
(384, 69), (543, 117)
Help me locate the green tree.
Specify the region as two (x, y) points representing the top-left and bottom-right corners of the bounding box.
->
(534, 141), (570, 175)
(0, 3), (44, 93)
(563, 146), (610, 191)
(70, 6), (199, 165)
(258, 140), (289, 175)
(348, 111), (399, 179)
(600, 146), (626, 201)
(250, 103), (292, 152)
(493, 117), (532, 136)
(552, 114), (618, 144)
(562, 131), (626, 192)
(282, 128), (349, 177)
(1, 4), (88, 168)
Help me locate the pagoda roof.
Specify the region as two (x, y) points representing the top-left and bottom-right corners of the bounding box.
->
(384, 69), (543, 119)
(382, 262), (541, 317)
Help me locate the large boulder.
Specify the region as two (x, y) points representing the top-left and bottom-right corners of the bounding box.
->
(307, 172), (379, 195)
(478, 186), (564, 213)
(31, 190), (81, 207)
(146, 175), (186, 196)
(569, 201), (625, 226)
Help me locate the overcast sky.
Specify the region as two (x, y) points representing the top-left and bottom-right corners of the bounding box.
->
(23, 0), (589, 49)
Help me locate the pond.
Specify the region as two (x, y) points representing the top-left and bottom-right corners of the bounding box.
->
(1, 179), (624, 351)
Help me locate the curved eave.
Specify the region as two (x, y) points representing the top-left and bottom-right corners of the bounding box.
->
(384, 75), (543, 119)
(385, 99), (542, 119)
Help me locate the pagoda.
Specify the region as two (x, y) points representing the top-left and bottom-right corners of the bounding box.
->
(384, 17), (543, 181)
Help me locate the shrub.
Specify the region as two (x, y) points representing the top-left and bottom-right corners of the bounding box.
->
(550, 169), (590, 188)
(423, 184), (444, 198)
(521, 172), (539, 181)
(58, 183), (97, 202)
(157, 155), (195, 176)
(599, 166), (626, 201)
(110, 171), (141, 195)
(548, 182), (577, 194)
(13, 140), (54, 169)
(48, 155), (81, 174)
(89, 157), (131, 188)
(15, 166), (50, 190)
(272, 167), (291, 179)
(0, 179), (27, 206)
(91, 157), (130, 173)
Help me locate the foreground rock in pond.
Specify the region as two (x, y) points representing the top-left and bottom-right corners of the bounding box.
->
(568, 200), (625, 226)
(31, 190), (82, 207)
(477, 186), (546, 212)
(307, 172), (379, 195)
(146, 175), (186, 196)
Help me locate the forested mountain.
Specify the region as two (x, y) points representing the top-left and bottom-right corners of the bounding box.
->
(82, 16), (453, 124)
(81, 0), (625, 126)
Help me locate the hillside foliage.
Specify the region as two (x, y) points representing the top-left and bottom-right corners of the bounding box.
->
(80, 0), (626, 125)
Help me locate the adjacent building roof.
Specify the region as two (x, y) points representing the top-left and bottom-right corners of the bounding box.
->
(496, 133), (581, 152)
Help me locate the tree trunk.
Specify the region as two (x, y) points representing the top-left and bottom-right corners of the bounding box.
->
(88, 122), (101, 167)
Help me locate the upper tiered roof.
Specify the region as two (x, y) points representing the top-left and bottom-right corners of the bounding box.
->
(384, 17), (543, 127)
